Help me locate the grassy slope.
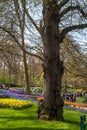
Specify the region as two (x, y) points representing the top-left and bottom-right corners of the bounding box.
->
(0, 103), (87, 130)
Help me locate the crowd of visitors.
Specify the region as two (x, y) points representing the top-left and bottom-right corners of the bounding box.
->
(62, 91), (87, 102)
(62, 93), (76, 102)
(0, 84), (9, 90)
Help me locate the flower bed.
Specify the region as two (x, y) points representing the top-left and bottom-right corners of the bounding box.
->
(64, 101), (87, 108)
(0, 89), (42, 101)
(0, 98), (33, 110)
(37, 97), (43, 101)
(64, 101), (87, 113)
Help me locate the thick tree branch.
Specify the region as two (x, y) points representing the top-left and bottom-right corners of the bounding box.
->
(60, 5), (87, 18)
(75, 74), (87, 78)
(58, 0), (69, 10)
(60, 24), (87, 40)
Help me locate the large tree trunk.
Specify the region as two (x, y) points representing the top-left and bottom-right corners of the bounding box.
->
(38, 0), (64, 121)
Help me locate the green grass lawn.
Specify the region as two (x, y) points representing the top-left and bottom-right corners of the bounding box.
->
(0, 103), (87, 130)
(76, 97), (86, 103)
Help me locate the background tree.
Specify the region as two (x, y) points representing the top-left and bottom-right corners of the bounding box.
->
(0, 35), (22, 85)
(61, 37), (87, 91)
(0, 0), (43, 94)
(28, 56), (43, 87)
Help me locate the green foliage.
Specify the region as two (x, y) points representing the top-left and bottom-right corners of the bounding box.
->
(0, 71), (13, 85)
(0, 74), (9, 84)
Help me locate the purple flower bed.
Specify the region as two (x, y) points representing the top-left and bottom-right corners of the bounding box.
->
(0, 88), (42, 102)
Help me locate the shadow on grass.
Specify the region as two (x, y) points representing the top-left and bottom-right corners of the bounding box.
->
(63, 119), (80, 126)
(0, 116), (37, 121)
(0, 116), (82, 126)
(63, 118), (87, 127)
(0, 127), (69, 130)
(0, 116), (83, 126)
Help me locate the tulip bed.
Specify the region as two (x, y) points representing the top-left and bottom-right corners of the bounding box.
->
(64, 101), (87, 113)
(0, 98), (33, 110)
(64, 101), (87, 107)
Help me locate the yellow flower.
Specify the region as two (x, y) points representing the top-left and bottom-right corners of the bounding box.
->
(0, 98), (33, 109)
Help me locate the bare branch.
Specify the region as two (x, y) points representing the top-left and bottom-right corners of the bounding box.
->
(0, 26), (20, 45)
(14, 0), (22, 28)
(25, 44), (43, 56)
(25, 8), (42, 35)
(60, 5), (87, 18)
(26, 51), (43, 61)
(0, 47), (22, 57)
(65, 67), (87, 78)
(0, 26), (43, 61)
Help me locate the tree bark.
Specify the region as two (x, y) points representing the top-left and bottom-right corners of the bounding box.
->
(23, 51), (30, 94)
(38, 0), (64, 120)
